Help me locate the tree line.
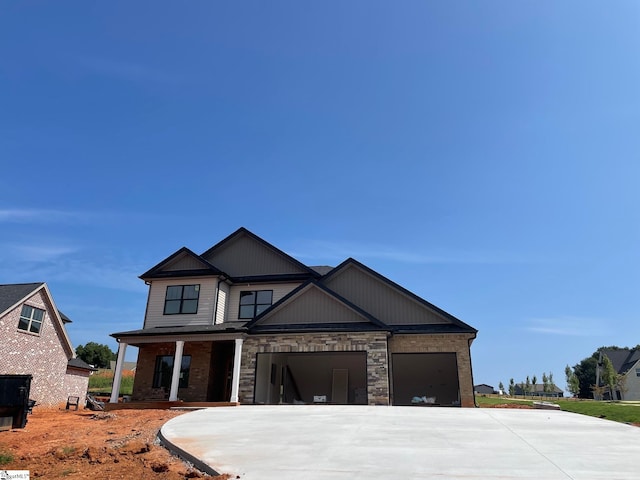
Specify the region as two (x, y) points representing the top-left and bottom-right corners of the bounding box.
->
(498, 372), (557, 396)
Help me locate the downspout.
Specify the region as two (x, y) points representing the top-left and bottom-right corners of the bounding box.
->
(212, 276), (226, 325)
(468, 333), (478, 407)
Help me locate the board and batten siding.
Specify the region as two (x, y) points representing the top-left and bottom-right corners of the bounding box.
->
(145, 277), (219, 328)
(324, 265), (450, 326)
(259, 286), (370, 325)
(226, 283), (302, 322)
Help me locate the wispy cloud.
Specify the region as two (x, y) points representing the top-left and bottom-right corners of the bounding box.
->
(0, 208), (88, 224)
(290, 240), (529, 265)
(10, 244), (78, 262)
(525, 316), (605, 337)
(77, 56), (185, 85)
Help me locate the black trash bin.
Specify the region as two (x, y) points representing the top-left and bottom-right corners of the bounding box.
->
(0, 374), (33, 430)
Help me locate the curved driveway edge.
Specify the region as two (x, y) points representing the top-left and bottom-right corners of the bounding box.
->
(160, 405), (640, 480)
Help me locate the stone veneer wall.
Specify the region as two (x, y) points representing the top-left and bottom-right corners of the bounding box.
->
(239, 332), (390, 405)
(132, 341), (213, 402)
(0, 289), (78, 406)
(388, 334), (476, 407)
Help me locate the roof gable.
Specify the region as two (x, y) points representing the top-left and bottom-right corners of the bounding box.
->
(0, 282), (44, 317)
(200, 228), (316, 280)
(321, 259), (476, 332)
(0, 282), (75, 357)
(247, 281), (387, 332)
(140, 247), (222, 279)
(601, 348), (640, 375)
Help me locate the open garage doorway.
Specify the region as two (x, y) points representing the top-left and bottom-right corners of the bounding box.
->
(254, 352), (368, 405)
(391, 353), (460, 406)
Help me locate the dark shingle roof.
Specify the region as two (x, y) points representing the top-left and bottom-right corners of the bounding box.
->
(0, 283), (44, 315)
(68, 357), (97, 371)
(601, 348), (640, 375)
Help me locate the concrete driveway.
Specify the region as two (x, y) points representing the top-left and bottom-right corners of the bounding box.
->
(160, 405), (639, 479)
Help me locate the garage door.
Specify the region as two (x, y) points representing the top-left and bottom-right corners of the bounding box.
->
(391, 353), (460, 406)
(254, 352), (367, 405)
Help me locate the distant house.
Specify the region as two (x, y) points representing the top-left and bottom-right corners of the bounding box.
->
(109, 360), (137, 372)
(514, 383), (563, 398)
(595, 348), (640, 401)
(474, 384), (496, 395)
(0, 283), (95, 406)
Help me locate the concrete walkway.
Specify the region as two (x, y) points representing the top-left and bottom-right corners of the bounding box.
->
(160, 405), (640, 479)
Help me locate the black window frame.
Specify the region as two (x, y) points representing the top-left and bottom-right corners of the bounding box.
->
(238, 290), (273, 319)
(163, 284), (200, 315)
(18, 304), (45, 334)
(152, 355), (191, 389)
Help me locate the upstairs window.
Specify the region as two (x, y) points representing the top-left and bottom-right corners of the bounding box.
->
(636, 368), (640, 378)
(239, 290), (273, 319)
(18, 305), (45, 334)
(164, 285), (200, 314)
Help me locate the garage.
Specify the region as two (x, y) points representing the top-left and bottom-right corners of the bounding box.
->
(391, 353), (460, 406)
(254, 352), (368, 405)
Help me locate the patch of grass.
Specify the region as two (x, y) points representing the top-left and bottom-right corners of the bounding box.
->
(475, 395), (533, 407)
(555, 400), (640, 424)
(89, 370), (134, 395)
(0, 449), (14, 466)
(62, 446), (76, 455)
(475, 395), (640, 425)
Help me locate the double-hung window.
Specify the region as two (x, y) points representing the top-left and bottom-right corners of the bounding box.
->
(18, 305), (44, 334)
(239, 290), (273, 319)
(164, 285), (200, 314)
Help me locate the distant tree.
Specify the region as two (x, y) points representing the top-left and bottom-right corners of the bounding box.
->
(601, 354), (617, 400)
(542, 372), (549, 393)
(76, 342), (116, 369)
(616, 374), (628, 400)
(508, 378), (515, 396)
(564, 365), (580, 397)
(532, 375), (537, 393)
(573, 356), (598, 398)
(525, 376), (531, 397)
(498, 381), (505, 394)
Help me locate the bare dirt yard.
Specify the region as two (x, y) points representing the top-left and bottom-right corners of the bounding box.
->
(0, 405), (231, 479)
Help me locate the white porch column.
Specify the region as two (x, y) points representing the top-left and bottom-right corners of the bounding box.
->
(109, 342), (128, 403)
(230, 338), (244, 403)
(168, 341), (185, 401)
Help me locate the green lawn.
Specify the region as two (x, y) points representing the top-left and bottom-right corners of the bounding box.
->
(475, 395), (640, 425)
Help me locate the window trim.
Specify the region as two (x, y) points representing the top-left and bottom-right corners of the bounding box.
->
(163, 284), (200, 315)
(17, 304), (45, 335)
(238, 289), (273, 319)
(152, 355), (192, 389)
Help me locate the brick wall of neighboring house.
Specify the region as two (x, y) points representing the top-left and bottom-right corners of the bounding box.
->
(239, 332), (390, 405)
(0, 289), (77, 406)
(64, 368), (91, 401)
(133, 341), (213, 402)
(388, 333), (476, 407)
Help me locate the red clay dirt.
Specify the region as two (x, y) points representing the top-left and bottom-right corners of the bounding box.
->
(0, 405), (231, 479)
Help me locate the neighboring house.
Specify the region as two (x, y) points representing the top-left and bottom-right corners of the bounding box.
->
(110, 228), (478, 407)
(513, 383), (563, 398)
(595, 348), (640, 401)
(0, 283), (95, 406)
(474, 384), (495, 395)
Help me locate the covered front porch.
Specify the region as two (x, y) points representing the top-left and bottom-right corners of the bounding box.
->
(110, 325), (247, 404)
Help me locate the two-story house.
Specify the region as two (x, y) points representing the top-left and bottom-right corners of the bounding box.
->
(0, 282), (95, 406)
(595, 348), (640, 401)
(110, 228), (478, 407)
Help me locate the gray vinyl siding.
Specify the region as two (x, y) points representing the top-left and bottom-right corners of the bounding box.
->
(216, 282), (229, 324)
(145, 277), (218, 328)
(163, 254), (206, 271)
(226, 283), (301, 322)
(323, 265), (449, 325)
(258, 285), (370, 326)
(202, 235), (307, 277)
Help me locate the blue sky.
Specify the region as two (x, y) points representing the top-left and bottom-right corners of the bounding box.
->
(2, 2), (639, 392)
